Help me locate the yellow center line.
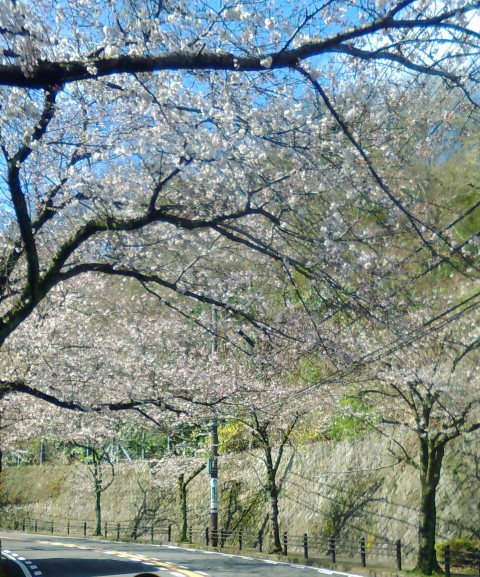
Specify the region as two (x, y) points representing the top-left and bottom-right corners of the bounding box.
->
(0, 535), (207, 577)
(106, 549), (206, 576)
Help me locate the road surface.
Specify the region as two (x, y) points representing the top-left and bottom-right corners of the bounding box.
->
(0, 531), (365, 577)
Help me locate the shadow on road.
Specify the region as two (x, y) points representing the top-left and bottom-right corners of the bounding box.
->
(0, 558), (25, 577)
(27, 557), (160, 576)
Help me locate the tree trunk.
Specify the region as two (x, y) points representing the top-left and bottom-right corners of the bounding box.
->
(94, 488), (102, 536)
(415, 440), (445, 575)
(269, 487), (282, 553)
(263, 442), (283, 553)
(178, 474), (188, 542)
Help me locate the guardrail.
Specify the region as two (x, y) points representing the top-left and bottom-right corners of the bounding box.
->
(1, 515), (173, 543)
(441, 545), (480, 577)
(1, 513), (405, 569)
(199, 529), (403, 569)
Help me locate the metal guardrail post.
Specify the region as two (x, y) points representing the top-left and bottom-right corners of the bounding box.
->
(0, 514), (413, 575)
(445, 545), (451, 577)
(330, 535), (336, 564)
(360, 537), (366, 567)
(396, 540), (402, 570)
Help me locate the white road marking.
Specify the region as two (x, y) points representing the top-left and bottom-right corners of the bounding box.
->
(1, 534), (370, 577)
(237, 556), (254, 560)
(2, 551), (39, 577)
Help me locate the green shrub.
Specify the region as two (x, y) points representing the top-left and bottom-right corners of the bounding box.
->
(436, 538), (480, 567)
(327, 396), (377, 440)
(218, 421), (251, 453)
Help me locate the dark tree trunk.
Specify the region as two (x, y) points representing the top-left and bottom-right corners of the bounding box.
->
(415, 440), (445, 575)
(265, 448), (282, 553)
(269, 486), (282, 553)
(94, 488), (102, 536)
(178, 474), (188, 542)
(175, 464), (205, 543)
(263, 436), (284, 553)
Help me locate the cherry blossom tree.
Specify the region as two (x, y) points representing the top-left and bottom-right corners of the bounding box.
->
(235, 402), (303, 553)
(148, 454), (208, 542)
(0, 394), (120, 535)
(176, 459), (207, 542)
(210, 338), (337, 553)
(0, 11), (479, 562)
(0, 0), (478, 415)
(73, 436), (116, 536)
(349, 323), (480, 575)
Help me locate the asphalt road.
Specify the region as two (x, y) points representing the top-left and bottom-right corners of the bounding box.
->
(0, 531), (364, 577)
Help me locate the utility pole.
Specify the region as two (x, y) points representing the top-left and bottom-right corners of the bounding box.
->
(209, 305), (219, 546)
(209, 421), (218, 546)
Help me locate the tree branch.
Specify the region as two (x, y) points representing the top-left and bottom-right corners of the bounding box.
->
(0, 3), (478, 88)
(6, 86), (60, 297)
